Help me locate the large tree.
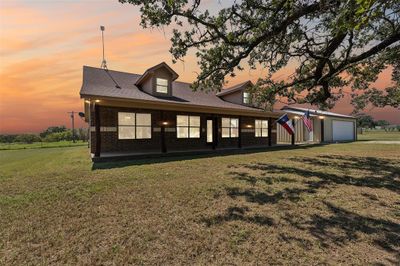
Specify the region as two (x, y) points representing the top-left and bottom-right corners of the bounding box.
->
(120, 0), (400, 111)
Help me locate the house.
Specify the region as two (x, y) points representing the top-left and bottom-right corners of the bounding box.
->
(80, 62), (285, 160)
(278, 106), (357, 144)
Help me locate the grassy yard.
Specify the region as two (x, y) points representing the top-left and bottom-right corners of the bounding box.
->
(358, 130), (400, 141)
(0, 140), (87, 150)
(0, 142), (399, 264)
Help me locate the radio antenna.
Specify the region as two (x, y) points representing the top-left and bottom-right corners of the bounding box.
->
(100, 25), (107, 69)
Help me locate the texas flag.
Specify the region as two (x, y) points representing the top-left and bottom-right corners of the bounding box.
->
(277, 114), (295, 135)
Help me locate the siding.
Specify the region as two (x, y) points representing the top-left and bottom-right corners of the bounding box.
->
(277, 118), (320, 143)
(323, 116), (356, 142)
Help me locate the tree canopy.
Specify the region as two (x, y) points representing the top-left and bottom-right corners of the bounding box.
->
(120, 0), (400, 111)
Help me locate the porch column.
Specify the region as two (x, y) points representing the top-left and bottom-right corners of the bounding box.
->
(160, 111), (167, 153)
(94, 103), (101, 157)
(268, 117), (272, 146)
(213, 116), (218, 149)
(238, 116), (242, 148)
(320, 118), (325, 142)
(291, 119), (295, 146)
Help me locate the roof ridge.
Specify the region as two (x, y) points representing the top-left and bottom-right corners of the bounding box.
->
(224, 80), (252, 90)
(83, 65), (141, 76)
(282, 106), (354, 118)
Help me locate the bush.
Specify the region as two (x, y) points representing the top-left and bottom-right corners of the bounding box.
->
(14, 134), (41, 144)
(43, 131), (73, 142)
(0, 135), (17, 143)
(77, 128), (89, 142)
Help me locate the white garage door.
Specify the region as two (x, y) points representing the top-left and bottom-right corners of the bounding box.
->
(332, 120), (354, 141)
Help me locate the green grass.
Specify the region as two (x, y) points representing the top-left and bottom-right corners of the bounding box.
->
(0, 140), (87, 150)
(0, 142), (399, 264)
(358, 130), (400, 141)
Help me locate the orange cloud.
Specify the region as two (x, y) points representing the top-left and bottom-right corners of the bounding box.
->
(0, 1), (398, 133)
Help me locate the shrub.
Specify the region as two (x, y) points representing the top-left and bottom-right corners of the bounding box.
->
(43, 130), (73, 142)
(0, 135), (17, 143)
(14, 134), (41, 144)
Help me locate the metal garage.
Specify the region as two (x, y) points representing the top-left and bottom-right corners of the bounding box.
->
(278, 106), (356, 144)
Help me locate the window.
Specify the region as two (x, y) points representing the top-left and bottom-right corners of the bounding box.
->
(255, 119), (268, 137)
(118, 112), (151, 139)
(136, 113), (152, 139)
(243, 92), (250, 104)
(222, 118), (239, 138)
(176, 115), (200, 138)
(156, 78), (168, 94)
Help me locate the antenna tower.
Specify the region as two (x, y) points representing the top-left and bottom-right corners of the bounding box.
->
(100, 25), (107, 69)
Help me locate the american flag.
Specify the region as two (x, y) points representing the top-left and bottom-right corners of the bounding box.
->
(302, 110), (313, 132)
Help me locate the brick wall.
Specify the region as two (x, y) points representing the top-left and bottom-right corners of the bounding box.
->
(91, 105), (277, 155)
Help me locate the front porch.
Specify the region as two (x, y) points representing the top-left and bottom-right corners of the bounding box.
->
(91, 144), (293, 162)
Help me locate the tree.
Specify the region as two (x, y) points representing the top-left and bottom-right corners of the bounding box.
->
(355, 113), (375, 128)
(375, 119), (390, 127)
(0, 135), (17, 143)
(77, 128), (89, 142)
(40, 126), (67, 138)
(120, 0), (400, 111)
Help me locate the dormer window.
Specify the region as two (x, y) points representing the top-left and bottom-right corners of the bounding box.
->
(135, 62), (178, 97)
(243, 92), (250, 104)
(156, 78), (168, 94)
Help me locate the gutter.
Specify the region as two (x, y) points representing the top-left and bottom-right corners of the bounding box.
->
(80, 94), (284, 118)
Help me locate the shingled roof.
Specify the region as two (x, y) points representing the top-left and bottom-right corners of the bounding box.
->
(80, 66), (281, 116)
(216, 80), (253, 97)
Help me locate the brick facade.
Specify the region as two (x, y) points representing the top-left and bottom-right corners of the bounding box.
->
(91, 105), (277, 155)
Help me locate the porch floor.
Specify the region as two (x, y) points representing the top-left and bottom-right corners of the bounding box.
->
(91, 144), (292, 162)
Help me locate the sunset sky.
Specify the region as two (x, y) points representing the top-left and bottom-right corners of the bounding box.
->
(0, 0), (399, 134)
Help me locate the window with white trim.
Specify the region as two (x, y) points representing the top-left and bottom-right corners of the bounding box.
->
(118, 112), (151, 139)
(221, 117), (239, 138)
(176, 115), (200, 138)
(255, 119), (268, 137)
(243, 92), (250, 104)
(156, 78), (168, 94)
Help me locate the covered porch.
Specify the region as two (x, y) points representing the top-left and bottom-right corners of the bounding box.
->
(91, 144), (292, 162)
(277, 112), (324, 145)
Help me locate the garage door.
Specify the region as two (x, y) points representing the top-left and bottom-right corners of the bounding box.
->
(332, 120), (354, 141)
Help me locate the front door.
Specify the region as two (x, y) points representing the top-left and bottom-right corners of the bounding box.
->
(207, 119), (213, 143)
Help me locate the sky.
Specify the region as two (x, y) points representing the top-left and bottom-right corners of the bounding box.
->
(0, 0), (399, 134)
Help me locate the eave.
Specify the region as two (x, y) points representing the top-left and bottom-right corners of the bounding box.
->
(80, 94), (283, 118)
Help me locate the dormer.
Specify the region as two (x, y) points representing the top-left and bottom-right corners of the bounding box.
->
(216, 81), (254, 106)
(135, 62), (179, 97)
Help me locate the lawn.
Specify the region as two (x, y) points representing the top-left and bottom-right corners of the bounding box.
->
(358, 130), (400, 141)
(0, 142), (399, 264)
(0, 140), (87, 150)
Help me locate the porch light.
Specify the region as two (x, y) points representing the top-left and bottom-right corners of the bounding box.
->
(95, 99), (101, 103)
(85, 100), (90, 104)
(294, 115), (300, 119)
(162, 121), (168, 125)
(246, 124), (252, 128)
(318, 116), (325, 119)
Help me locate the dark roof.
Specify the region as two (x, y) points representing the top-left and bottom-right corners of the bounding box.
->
(281, 106), (355, 119)
(216, 80), (253, 97)
(80, 66), (279, 115)
(135, 62), (179, 86)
